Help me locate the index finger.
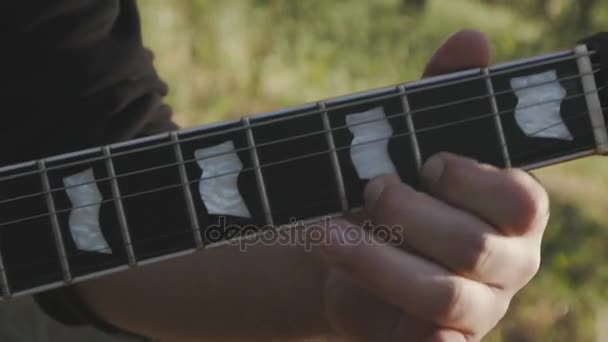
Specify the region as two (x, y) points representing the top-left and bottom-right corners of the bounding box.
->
(421, 153), (550, 237)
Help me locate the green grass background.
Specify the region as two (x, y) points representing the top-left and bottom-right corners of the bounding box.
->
(138, 1), (608, 340)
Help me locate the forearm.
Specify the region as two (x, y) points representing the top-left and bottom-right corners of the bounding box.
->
(76, 241), (332, 341)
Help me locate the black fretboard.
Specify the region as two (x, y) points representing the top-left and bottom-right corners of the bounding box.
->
(0, 45), (606, 299)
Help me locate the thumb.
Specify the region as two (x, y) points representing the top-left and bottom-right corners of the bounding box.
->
(423, 29), (491, 77)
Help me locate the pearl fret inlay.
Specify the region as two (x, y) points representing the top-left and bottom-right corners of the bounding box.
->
(195, 141), (251, 218)
(63, 168), (112, 254)
(346, 107), (397, 179)
(511, 70), (572, 141)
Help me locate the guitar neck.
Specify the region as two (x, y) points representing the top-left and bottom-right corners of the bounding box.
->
(0, 44), (606, 299)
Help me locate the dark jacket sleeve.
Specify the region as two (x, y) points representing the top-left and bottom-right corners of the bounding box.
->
(0, 0), (177, 335)
(0, 0), (177, 167)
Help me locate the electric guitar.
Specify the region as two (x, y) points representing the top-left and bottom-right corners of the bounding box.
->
(1, 33), (607, 300)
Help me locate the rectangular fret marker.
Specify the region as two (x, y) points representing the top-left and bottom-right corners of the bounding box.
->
(102, 147), (137, 266)
(319, 102), (349, 212)
(243, 117), (274, 226)
(483, 68), (512, 168)
(398, 86), (423, 170)
(575, 44), (608, 154)
(171, 132), (204, 250)
(37, 160), (72, 283)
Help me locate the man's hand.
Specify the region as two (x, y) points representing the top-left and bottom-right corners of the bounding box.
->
(313, 30), (549, 341)
(76, 29), (548, 342)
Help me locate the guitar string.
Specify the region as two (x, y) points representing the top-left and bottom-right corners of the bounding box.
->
(0, 54), (604, 276)
(7, 97), (606, 274)
(0, 50), (604, 294)
(9, 65), (601, 183)
(0, 65), (595, 186)
(8, 117), (603, 274)
(0, 50), (597, 183)
(0, 71), (602, 206)
(0, 93), (604, 228)
(9, 130), (603, 275)
(46, 70), (603, 193)
(0, 96), (605, 229)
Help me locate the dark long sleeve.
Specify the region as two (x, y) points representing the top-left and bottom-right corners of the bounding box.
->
(0, 0), (177, 335)
(0, 0), (176, 167)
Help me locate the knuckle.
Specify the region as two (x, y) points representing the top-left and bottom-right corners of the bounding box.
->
(463, 233), (494, 277)
(364, 174), (402, 214)
(434, 280), (510, 335)
(492, 295), (512, 327)
(498, 297), (511, 317)
(427, 152), (453, 182)
(477, 295), (511, 336)
(373, 184), (415, 219)
(501, 169), (549, 228)
(436, 278), (467, 325)
(516, 249), (541, 286)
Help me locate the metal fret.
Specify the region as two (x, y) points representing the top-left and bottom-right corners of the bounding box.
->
(398, 85), (423, 169)
(483, 68), (512, 168)
(575, 44), (608, 154)
(242, 117), (274, 225)
(318, 102), (349, 212)
(171, 132), (204, 250)
(102, 147), (137, 266)
(0, 246), (10, 298)
(37, 160), (72, 283)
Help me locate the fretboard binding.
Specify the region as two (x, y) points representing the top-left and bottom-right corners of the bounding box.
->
(102, 147), (137, 266)
(243, 117), (274, 226)
(521, 149), (596, 171)
(319, 101), (349, 212)
(2, 264), (132, 300)
(398, 85), (423, 170)
(136, 249), (198, 267)
(37, 160), (72, 284)
(483, 68), (512, 168)
(170, 132), (204, 250)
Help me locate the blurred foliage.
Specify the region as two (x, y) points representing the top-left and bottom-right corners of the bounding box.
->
(138, 0), (608, 340)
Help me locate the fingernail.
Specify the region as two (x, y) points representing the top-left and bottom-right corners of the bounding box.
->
(364, 177), (386, 209)
(421, 154), (445, 186)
